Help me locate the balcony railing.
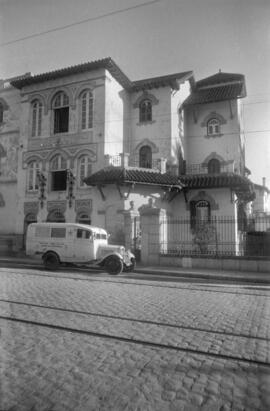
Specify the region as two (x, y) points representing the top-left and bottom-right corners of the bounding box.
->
(104, 154), (237, 176)
(185, 162), (235, 175)
(105, 154), (165, 172)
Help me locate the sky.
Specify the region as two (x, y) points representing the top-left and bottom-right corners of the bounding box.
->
(0, 0), (269, 186)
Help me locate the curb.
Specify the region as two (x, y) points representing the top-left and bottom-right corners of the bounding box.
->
(0, 257), (269, 284)
(134, 268), (270, 284)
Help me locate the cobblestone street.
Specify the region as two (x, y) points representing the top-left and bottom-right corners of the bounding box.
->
(1, 267), (270, 411)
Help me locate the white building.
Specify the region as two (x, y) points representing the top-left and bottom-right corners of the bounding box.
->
(0, 58), (258, 257)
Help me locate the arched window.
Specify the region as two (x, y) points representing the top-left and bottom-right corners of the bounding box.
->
(27, 161), (40, 191)
(47, 209), (65, 222)
(139, 145), (152, 168)
(208, 158), (221, 174)
(52, 91), (69, 134)
(78, 155), (92, 187)
(139, 99), (152, 122)
(80, 90), (93, 130)
(50, 154), (67, 191)
(0, 103), (3, 124)
(190, 200), (211, 229)
(31, 99), (43, 137)
(207, 118), (220, 135)
(76, 212), (91, 225)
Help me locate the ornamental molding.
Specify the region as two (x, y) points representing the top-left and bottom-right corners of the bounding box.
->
(134, 138), (159, 154)
(202, 152), (226, 166)
(47, 87), (75, 113)
(200, 111), (227, 127)
(47, 200), (67, 213)
(28, 93), (47, 110)
(24, 201), (39, 215)
(0, 98), (9, 111)
(133, 91), (159, 108)
(27, 131), (94, 151)
(0, 144), (7, 157)
(0, 193), (5, 207)
(75, 199), (92, 212)
(187, 190), (219, 211)
(74, 83), (96, 101)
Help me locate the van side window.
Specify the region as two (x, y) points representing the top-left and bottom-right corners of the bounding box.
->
(51, 227), (66, 238)
(77, 229), (91, 239)
(35, 226), (50, 237)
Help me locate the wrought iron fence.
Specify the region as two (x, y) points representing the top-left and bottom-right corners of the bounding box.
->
(158, 215), (270, 258)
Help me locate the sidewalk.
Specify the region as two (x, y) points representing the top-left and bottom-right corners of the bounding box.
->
(134, 265), (270, 284)
(0, 253), (269, 284)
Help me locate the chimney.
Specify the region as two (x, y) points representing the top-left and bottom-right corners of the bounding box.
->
(262, 177), (266, 187)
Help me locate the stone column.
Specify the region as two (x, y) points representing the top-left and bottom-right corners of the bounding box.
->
(122, 208), (139, 251)
(139, 204), (167, 265)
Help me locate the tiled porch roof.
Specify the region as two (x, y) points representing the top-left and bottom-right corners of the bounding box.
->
(84, 166), (184, 188)
(180, 173), (253, 190)
(84, 167), (253, 192)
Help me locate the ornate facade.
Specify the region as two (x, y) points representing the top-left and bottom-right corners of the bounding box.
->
(0, 58), (257, 255)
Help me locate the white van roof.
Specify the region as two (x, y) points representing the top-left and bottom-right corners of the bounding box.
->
(28, 222), (108, 235)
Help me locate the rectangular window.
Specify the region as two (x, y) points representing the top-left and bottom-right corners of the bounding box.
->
(77, 229), (91, 239)
(51, 170), (67, 191)
(35, 226), (50, 237)
(54, 107), (69, 133)
(51, 227), (66, 238)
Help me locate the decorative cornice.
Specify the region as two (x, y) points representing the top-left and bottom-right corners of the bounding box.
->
(187, 190), (219, 210)
(47, 200), (67, 213)
(133, 91), (159, 108)
(134, 138), (159, 154)
(24, 201), (39, 215)
(201, 111), (227, 127)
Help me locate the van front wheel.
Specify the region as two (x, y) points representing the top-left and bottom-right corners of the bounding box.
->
(104, 256), (123, 275)
(43, 252), (60, 270)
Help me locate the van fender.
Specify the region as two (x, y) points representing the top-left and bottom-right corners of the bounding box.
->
(99, 251), (123, 265)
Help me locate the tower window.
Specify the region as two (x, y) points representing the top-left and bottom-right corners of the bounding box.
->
(207, 118), (220, 135)
(139, 99), (152, 122)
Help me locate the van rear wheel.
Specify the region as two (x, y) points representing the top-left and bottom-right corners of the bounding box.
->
(104, 256), (123, 275)
(43, 252), (60, 270)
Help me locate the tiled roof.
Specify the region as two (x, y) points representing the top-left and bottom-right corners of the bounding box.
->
(84, 167), (253, 193)
(10, 57), (193, 92)
(183, 71), (246, 106)
(183, 83), (245, 106)
(84, 166), (184, 188)
(11, 58), (132, 89)
(196, 72), (245, 88)
(131, 71), (193, 92)
(180, 173), (253, 190)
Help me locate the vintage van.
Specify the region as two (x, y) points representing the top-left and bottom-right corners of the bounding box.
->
(26, 222), (135, 275)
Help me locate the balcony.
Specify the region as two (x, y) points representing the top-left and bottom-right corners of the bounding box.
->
(185, 161), (236, 175)
(104, 154), (238, 177)
(105, 154), (167, 173)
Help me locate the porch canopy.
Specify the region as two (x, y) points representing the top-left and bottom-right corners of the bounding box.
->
(84, 167), (255, 203)
(84, 166), (184, 192)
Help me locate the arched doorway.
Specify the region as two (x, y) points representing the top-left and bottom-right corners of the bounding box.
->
(46, 209), (65, 222)
(139, 145), (152, 168)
